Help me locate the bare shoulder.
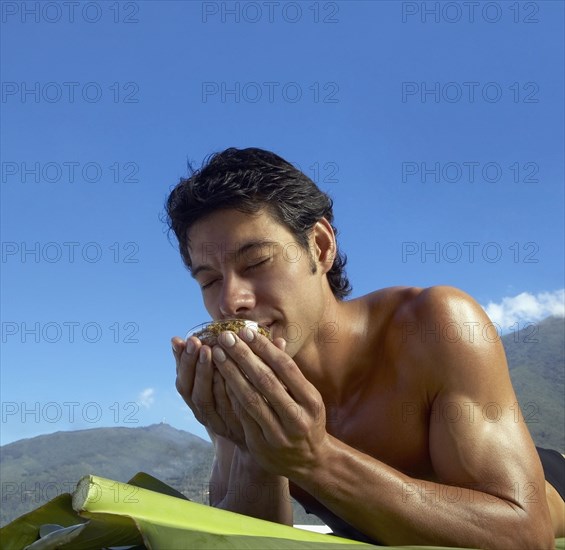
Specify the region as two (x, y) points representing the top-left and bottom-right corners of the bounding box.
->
(388, 285), (496, 347)
(390, 284), (486, 323)
(359, 285), (488, 336)
(375, 285), (508, 385)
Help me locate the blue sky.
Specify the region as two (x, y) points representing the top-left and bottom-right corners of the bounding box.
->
(1, 0), (563, 446)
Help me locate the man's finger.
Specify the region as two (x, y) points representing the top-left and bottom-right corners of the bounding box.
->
(215, 353), (276, 432)
(224, 381), (265, 448)
(215, 333), (292, 417)
(171, 336), (184, 375)
(235, 329), (315, 407)
(190, 345), (231, 437)
(212, 369), (244, 443)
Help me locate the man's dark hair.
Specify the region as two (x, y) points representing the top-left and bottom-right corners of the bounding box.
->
(165, 147), (351, 299)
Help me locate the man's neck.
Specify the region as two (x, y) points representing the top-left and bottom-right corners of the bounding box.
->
(294, 297), (371, 407)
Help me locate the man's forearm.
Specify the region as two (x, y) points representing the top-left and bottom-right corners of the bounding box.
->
(212, 447), (293, 525)
(291, 435), (553, 549)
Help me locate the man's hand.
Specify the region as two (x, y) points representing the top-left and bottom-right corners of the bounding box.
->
(174, 330), (296, 526)
(210, 327), (329, 479)
(173, 335), (247, 448)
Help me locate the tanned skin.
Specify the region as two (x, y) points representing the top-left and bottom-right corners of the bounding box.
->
(173, 208), (562, 548)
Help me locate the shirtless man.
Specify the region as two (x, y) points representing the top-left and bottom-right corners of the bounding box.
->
(168, 147), (564, 548)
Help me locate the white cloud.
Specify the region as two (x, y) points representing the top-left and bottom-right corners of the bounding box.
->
(138, 388), (155, 409)
(482, 289), (565, 330)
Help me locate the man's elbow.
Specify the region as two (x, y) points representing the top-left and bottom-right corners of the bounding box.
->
(515, 513), (554, 550)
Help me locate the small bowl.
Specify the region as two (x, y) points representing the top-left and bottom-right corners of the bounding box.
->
(185, 319), (271, 346)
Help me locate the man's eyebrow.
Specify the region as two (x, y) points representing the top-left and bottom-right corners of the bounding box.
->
(238, 239), (278, 257)
(191, 265), (213, 279)
(190, 240), (278, 279)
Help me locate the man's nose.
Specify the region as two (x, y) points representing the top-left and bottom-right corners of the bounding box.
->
(218, 275), (255, 318)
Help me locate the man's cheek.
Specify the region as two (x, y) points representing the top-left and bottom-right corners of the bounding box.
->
(202, 296), (218, 318)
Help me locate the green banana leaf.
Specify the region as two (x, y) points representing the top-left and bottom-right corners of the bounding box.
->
(1, 473), (563, 550)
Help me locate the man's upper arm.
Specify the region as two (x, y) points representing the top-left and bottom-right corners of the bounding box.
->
(411, 286), (548, 512)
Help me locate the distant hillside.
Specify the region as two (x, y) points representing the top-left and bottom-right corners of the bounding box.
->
(1, 317), (563, 527)
(0, 423), (317, 527)
(0, 423), (215, 527)
(502, 315), (565, 451)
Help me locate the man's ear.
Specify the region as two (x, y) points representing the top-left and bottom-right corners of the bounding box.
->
(311, 218), (336, 274)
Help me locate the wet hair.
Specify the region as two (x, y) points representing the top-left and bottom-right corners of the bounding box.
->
(165, 147), (351, 299)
